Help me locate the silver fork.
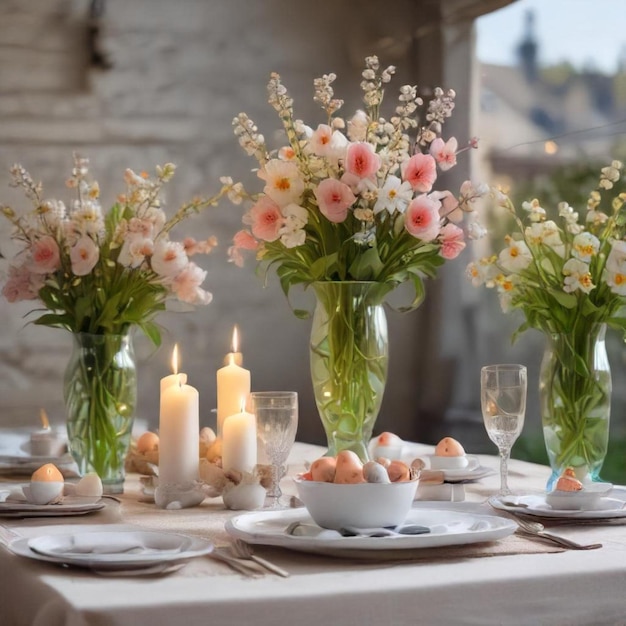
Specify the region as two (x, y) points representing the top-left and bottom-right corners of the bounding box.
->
(229, 539), (290, 577)
(514, 517), (602, 550)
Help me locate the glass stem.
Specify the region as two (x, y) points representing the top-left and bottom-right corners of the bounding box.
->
(499, 447), (511, 496)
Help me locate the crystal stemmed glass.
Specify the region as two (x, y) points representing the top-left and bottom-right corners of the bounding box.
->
(480, 364), (527, 496)
(250, 391), (298, 506)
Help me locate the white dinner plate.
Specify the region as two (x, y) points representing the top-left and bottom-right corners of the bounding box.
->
(0, 496), (105, 518)
(225, 506), (517, 556)
(489, 488), (626, 520)
(11, 531), (213, 570)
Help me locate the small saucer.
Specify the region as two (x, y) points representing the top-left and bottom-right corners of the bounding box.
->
(545, 482), (613, 511)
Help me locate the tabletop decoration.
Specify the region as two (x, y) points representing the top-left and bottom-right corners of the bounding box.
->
(29, 409), (66, 457)
(0, 154), (235, 493)
(466, 162), (626, 488)
(226, 55), (486, 460)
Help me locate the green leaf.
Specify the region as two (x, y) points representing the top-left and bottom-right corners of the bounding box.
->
(348, 247), (383, 281)
(547, 289), (577, 309)
(139, 321), (162, 346)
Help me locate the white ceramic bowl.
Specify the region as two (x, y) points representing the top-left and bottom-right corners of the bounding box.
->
(23, 481), (64, 505)
(294, 477), (418, 530)
(545, 482), (613, 511)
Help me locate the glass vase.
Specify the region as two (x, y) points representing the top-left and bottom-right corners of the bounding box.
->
(539, 323), (611, 489)
(310, 281), (390, 461)
(64, 332), (137, 494)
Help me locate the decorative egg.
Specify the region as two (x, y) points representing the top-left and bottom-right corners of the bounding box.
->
(32, 463), (64, 483)
(555, 467), (583, 492)
(372, 432), (404, 459)
(377, 432), (403, 447)
(137, 431), (159, 454)
(430, 437), (469, 469)
(363, 461), (391, 484)
(310, 457), (337, 482)
(26, 464), (64, 504)
(387, 460), (411, 482)
(333, 450), (365, 484)
(206, 438), (223, 462)
(74, 473), (103, 497)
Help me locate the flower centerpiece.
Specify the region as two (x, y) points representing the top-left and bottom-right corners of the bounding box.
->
(1, 155), (234, 492)
(467, 161), (626, 487)
(226, 55), (486, 459)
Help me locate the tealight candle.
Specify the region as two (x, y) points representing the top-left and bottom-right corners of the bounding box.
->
(30, 409), (65, 457)
(216, 326), (250, 436)
(158, 346), (199, 485)
(222, 408), (257, 473)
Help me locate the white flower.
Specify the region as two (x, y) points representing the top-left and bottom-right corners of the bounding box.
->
(347, 110), (368, 142)
(257, 159), (305, 208)
(498, 237), (532, 272)
(495, 274), (517, 313)
(151, 240), (188, 281)
(606, 239), (626, 273)
(466, 257), (498, 287)
(522, 199), (546, 222)
(524, 220), (565, 257)
(571, 232), (600, 263)
(562, 257), (594, 294)
(467, 219), (487, 240)
(373, 175), (413, 214)
(69, 235), (99, 276)
(118, 236), (154, 268)
(71, 200), (105, 236)
(39, 199), (66, 228)
(279, 203), (308, 248)
(309, 124), (348, 162)
(558, 202), (583, 234)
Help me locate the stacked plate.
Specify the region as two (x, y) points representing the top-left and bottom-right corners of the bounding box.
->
(10, 530), (214, 572)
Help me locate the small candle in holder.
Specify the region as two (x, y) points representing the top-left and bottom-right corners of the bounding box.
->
(216, 326), (250, 436)
(158, 346), (199, 485)
(30, 409), (65, 457)
(222, 406), (257, 473)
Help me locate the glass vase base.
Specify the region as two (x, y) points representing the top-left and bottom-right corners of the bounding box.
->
(101, 479), (125, 495)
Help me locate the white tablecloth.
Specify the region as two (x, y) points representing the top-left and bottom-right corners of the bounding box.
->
(2, 442), (626, 626)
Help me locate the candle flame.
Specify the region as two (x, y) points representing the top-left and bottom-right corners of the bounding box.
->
(171, 343), (180, 375)
(39, 408), (50, 430)
(231, 325), (239, 353)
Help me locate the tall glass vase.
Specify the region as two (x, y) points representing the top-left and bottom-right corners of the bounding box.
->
(64, 332), (137, 494)
(309, 281), (390, 461)
(539, 323), (611, 489)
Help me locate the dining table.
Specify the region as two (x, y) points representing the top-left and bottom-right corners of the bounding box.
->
(1, 439), (626, 626)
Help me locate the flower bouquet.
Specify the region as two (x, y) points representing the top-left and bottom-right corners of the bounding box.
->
(227, 55), (486, 458)
(467, 161), (626, 485)
(1, 155), (234, 491)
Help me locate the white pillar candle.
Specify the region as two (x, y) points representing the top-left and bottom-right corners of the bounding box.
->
(216, 327), (250, 436)
(158, 345), (199, 484)
(222, 410), (257, 473)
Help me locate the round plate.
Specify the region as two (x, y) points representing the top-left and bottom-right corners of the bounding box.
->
(225, 506), (516, 556)
(0, 496), (105, 518)
(10, 531), (213, 570)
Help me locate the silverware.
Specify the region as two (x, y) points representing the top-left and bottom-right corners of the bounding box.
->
(514, 517), (602, 550)
(229, 539), (290, 577)
(91, 562), (186, 577)
(211, 546), (264, 577)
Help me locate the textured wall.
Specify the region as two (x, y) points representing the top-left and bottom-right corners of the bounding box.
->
(0, 0), (486, 447)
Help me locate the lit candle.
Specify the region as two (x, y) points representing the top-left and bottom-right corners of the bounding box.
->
(216, 326), (251, 437)
(160, 344), (187, 394)
(222, 407), (257, 473)
(158, 346), (199, 484)
(30, 409), (65, 457)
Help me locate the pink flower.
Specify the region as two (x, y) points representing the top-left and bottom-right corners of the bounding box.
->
(431, 190), (462, 222)
(151, 240), (188, 280)
(405, 195), (441, 242)
(28, 236), (61, 274)
(245, 196), (284, 242)
(1, 264), (43, 302)
(439, 223), (466, 259)
(69, 235), (100, 276)
(429, 137), (458, 171)
(228, 230), (259, 267)
(183, 236), (218, 256)
(172, 262), (212, 305)
(314, 178), (356, 223)
(401, 153), (437, 192)
(344, 142), (381, 179)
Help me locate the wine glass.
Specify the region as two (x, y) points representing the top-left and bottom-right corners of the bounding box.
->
(250, 391), (298, 506)
(480, 364), (527, 496)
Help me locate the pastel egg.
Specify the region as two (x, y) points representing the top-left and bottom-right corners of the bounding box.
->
(376, 432), (403, 447)
(387, 460), (411, 482)
(75, 473), (103, 497)
(363, 461), (391, 484)
(137, 431), (159, 454)
(32, 463), (64, 483)
(310, 457), (337, 482)
(333, 450), (365, 484)
(434, 437), (465, 457)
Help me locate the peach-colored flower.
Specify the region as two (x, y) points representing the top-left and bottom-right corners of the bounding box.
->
(233, 229), (260, 251)
(310, 124), (348, 161)
(118, 236), (154, 268)
(430, 137), (458, 171)
(344, 142), (381, 179)
(183, 236), (218, 256)
(431, 190), (462, 222)
(439, 223), (466, 259)
(314, 178), (356, 223)
(405, 194), (441, 241)
(151, 240), (188, 280)
(28, 236), (61, 274)
(69, 235), (100, 276)
(1, 264), (43, 302)
(172, 262), (212, 305)
(245, 196), (284, 242)
(257, 159), (305, 207)
(401, 153), (437, 192)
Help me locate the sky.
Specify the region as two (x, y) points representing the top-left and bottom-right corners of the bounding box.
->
(476, 0), (626, 74)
